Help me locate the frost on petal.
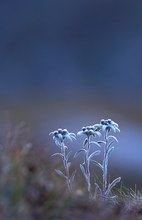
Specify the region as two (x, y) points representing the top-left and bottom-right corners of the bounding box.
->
(110, 125), (116, 133)
(69, 132), (76, 137)
(66, 134), (73, 141)
(49, 131), (54, 136)
(115, 127), (120, 132)
(94, 131), (101, 137)
(58, 133), (63, 140)
(112, 121), (119, 127)
(90, 130), (94, 135)
(58, 128), (63, 133)
(77, 131), (84, 136)
(69, 133), (76, 140)
(94, 124), (102, 131)
(102, 125), (106, 132)
(55, 139), (62, 147)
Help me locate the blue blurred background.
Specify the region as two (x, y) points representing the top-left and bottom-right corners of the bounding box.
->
(0, 0), (142, 187)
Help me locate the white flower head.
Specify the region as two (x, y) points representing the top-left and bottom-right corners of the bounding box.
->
(49, 128), (76, 146)
(99, 119), (120, 133)
(77, 125), (101, 137)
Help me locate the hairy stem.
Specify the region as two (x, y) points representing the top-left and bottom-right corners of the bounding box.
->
(103, 130), (108, 198)
(86, 136), (91, 197)
(61, 142), (71, 191)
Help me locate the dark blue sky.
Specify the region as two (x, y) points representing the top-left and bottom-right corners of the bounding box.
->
(0, 0), (142, 117)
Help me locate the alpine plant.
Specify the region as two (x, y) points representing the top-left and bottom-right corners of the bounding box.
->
(50, 119), (121, 200)
(50, 129), (76, 191)
(94, 119), (121, 199)
(75, 125), (101, 198)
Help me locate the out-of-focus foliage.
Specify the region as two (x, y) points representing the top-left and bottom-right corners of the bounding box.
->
(0, 120), (69, 219)
(0, 119), (142, 220)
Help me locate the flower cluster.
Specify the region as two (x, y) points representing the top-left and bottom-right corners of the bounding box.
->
(49, 129), (76, 146)
(50, 119), (121, 198)
(94, 119), (120, 133)
(77, 125), (101, 137)
(50, 128), (76, 191)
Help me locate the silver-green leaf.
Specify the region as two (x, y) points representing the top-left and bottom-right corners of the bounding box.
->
(105, 177), (121, 197)
(74, 149), (87, 158)
(51, 153), (64, 158)
(88, 150), (101, 161)
(80, 164), (87, 181)
(55, 169), (67, 179)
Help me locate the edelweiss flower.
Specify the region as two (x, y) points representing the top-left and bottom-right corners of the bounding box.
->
(49, 128), (76, 146)
(95, 119), (120, 133)
(77, 125), (101, 137)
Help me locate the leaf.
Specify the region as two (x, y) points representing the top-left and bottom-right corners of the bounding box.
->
(106, 146), (114, 158)
(88, 150), (101, 161)
(97, 141), (106, 145)
(70, 170), (76, 185)
(90, 141), (101, 148)
(84, 153), (89, 166)
(83, 138), (88, 147)
(67, 162), (71, 169)
(107, 140), (114, 150)
(80, 164), (87, 181)
(108, 135), (118, 142)
(105, 177), (121, 197)
(74, 149), (86, 158)
(109, 195), (118, 200)
(51, 153), (64, 158)
(66, 151), (72, 161)
(64, 145), (68, 149)
(55, 169), (67, 179)
(94, 183), (102, 196)
(91, 160), (103, 171)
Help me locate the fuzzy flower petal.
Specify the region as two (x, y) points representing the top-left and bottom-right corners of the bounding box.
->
(77, 125), (101, 137)
(49, 128), (76, 146)
(98, 119), (120, 133)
